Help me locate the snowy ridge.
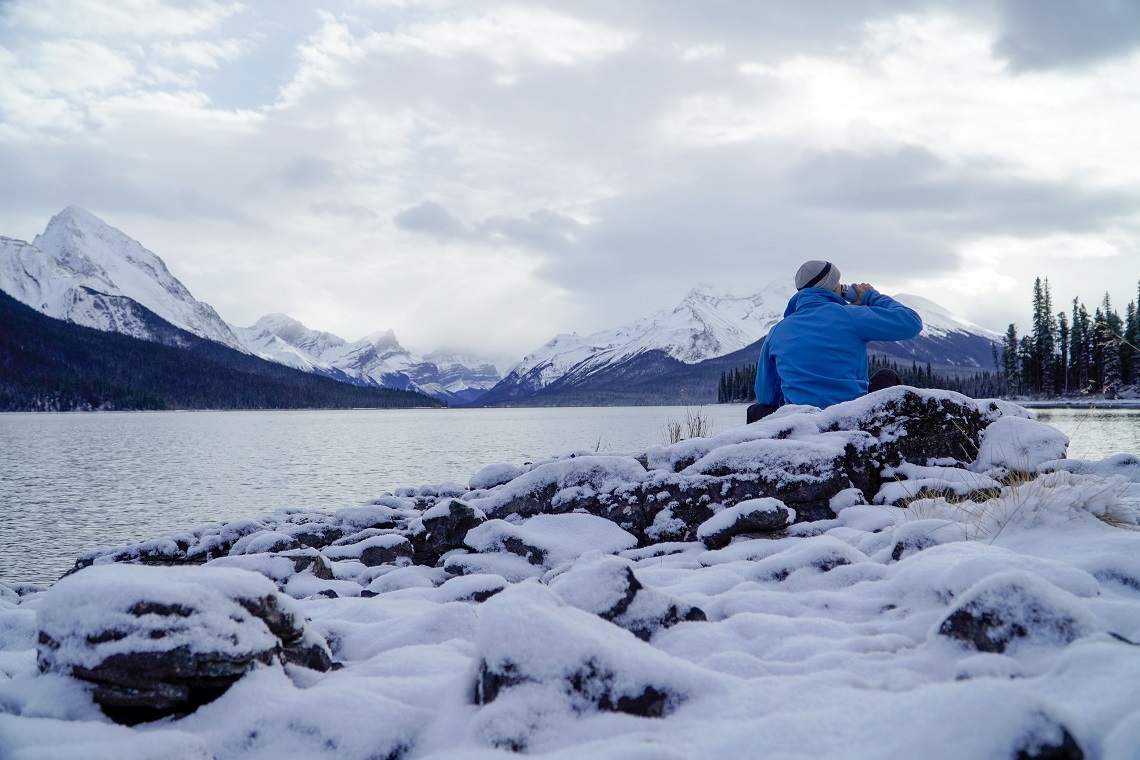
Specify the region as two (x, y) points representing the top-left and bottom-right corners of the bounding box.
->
(492, 282), (999, 400)
(500, 283), (794, 394)
(0, 207), (502, 404)
(894, 293), (1001, 340)
(234, 313), (503, 404)
(0, 208), (246, 351)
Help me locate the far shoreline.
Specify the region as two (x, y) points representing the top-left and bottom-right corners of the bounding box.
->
(1016, 399), (1140, 409)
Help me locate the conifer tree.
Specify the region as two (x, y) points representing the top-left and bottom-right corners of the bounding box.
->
(1056, 311), (1069, 395)
(1001, 323), (1020, 393)
(1030, 277), (1056, 394)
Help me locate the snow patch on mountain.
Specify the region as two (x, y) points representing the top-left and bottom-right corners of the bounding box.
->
(0, 207), (245, 351)
(489, 283), (1002, 400)
(894, 293), (1001, 341)
(500, 283), (795, 393)
(232, 314), (503, 404)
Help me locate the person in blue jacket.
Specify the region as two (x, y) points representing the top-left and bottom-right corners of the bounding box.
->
(749, 260), (922, 422)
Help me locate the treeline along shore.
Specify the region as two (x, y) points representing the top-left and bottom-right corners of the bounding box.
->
(0, 290), (444, 412)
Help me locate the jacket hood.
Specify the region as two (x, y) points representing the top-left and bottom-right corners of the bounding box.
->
(783, 288), (845, 317)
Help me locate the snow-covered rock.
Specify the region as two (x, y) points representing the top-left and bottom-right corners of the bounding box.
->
(696, 497), (795, 549)
(8, 390), (1140, 757)
(35, 565), (330, 724)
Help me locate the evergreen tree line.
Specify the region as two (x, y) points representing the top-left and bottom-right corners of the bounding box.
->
(0, 290), (445, 411)
(717, 363), (756, 403)
(996, 278), (1140, 398)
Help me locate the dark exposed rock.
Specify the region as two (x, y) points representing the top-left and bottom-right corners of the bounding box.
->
(287, 524), (346, 550)
(416, 498), (487, 565)
(938, 572), (1098, 653)
(550, 556), (706, 641)
(1013, 713), (1085, 760)
(359, 538), (415, 567)
(36, 565), (332, 725)
(67, 645), (274, 725)
(278, 549), (335, 580)
(820, 388), (1000, 473)
(696, 498), (793, 550)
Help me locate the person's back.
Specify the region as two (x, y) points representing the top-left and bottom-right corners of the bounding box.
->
(752, 261), (922, 417)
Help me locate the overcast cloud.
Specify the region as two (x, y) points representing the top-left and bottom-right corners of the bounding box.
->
(1, 0), (1137, 358)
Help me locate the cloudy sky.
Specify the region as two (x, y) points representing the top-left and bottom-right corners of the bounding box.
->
(1, 0), (1138, 359)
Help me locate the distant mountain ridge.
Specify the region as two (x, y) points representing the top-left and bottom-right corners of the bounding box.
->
(0, 207), (502, 404)
(1, 207), (1002, 409)
(475, 287), (1001, 407)
(232, 314), (503, 405)
(0, 289), (442, 412)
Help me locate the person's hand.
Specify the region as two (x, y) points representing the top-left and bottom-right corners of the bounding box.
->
(852, 283), (873, 305)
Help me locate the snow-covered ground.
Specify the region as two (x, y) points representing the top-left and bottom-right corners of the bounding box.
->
(2, 390), (1139, 759)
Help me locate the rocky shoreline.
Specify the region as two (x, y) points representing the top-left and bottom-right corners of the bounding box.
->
(2, 387), (1140, 759)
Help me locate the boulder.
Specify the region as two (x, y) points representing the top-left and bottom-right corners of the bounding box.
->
(36, 565), (331, 725)
(696, 498), (795, 550)
(472, 583), (716, 750)
(416, 498), (487, 564)
(464, 514), (638, 571)
(819, 387), (1018, 472)
(549, 554), (706, 640)
(937, 571), (1100, 653)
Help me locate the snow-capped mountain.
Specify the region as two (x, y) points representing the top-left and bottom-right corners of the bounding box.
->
(493, 283), (793, 399)
(232, 314), (503, 405)
(477, 284), (1002, 406)
(0, 207), (503, 404)
(0, 207), (246, 351)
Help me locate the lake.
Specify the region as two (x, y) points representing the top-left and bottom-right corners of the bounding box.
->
(3, 404), (1138, 585)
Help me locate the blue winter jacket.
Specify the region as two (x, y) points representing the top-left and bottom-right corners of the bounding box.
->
(754, 288), (922, 409)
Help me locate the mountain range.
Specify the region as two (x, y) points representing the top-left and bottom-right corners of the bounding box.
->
(0, 207), (501, 405)
(0, 207), (1002, 408)
(473, 288), (1000, 407)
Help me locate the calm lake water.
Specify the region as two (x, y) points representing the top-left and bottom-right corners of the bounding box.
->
(3, 405), (1138, 585)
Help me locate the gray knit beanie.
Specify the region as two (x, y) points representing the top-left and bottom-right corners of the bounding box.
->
(795, 260), (841, 291)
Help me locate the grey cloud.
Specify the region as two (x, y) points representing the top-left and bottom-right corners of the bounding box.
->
(310, 200), (378, 220)
(520, 146), (959, 299)
(394, 200), (469, 239)
(992, 0), (1140, 71)
(0, 143), (262, 231)
(790, 145), (1139, 236)
(279, 155), (338, 189)
(395, 201), (583, 253)
(482, 209), (582, 254)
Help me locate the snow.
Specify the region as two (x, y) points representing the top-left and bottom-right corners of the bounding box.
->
(231, 313), (503, 403)
(893, 293), (1002, 341)
(696, 498), (792, 540)
(35, 565), (291, 671)
(465, 514), (638, 570)
(1, 208), (246, 351)
(971, 415), (1071, 473)
(4, 397), (1140, 758)
(493, 285), (999, 398)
